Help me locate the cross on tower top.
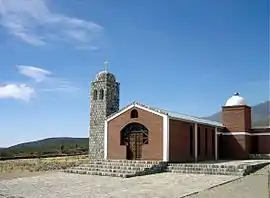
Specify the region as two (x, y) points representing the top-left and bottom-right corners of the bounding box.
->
(104, 60), (109, 72)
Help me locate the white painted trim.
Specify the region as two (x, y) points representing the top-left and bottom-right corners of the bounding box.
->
(194, 123), (198, 162)
(253, 133), (270, 136)
(221, 132), (270, 136)
(163, 116), (169, 162)
(107, 103), (166, 122)
(215, 127), (218, 161)
(168, 116), (223, 128)
(104, 120), (108, 160)
(252, 126), (270, 129)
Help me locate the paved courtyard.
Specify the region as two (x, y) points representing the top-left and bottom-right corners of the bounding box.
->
(191, 164), (269, 198)
(0, 161), (269, 198)
(0, 172), (239, 198)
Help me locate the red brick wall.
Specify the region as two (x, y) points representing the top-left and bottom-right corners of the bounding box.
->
(107, 107), (163, 160)
(258, 136), (270, 153)
(169, 120), (216, 162)
(197, 125), (216, 161)
(251, 127), (270, 154)
(218, 134), (249, 159)
(222, 106), (251, 132)
(169, 119), (192, 162)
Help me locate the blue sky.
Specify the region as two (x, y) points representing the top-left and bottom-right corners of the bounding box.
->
(0, 0), (269, 147)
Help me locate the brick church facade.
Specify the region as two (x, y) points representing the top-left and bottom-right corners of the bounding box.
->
(89, 69), (270, 162)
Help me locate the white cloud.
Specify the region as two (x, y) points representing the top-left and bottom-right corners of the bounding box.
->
(17, 65), (51, 82)
(0, 0), (103, 48)
(17, 65), (80, 92)
(0, 84), (35, 101)
(0, 65), (80, 102)
(42, 78), (81, 93)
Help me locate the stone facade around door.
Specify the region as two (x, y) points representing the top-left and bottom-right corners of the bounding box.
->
(106, 107), (164, 160)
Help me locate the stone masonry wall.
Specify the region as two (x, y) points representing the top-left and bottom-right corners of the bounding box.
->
(89, 74), (119, 160)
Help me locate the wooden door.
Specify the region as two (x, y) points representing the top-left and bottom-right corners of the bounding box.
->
(128, 132), (143, 160)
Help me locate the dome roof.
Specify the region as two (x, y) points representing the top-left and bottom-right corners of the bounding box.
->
(224, 92), (247, 107)
(95, 70), (116, 82)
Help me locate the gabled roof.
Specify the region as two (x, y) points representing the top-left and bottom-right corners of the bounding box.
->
(107, 101), (224, 127)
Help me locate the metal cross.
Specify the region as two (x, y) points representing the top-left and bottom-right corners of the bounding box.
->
(104, 60), (109, 72)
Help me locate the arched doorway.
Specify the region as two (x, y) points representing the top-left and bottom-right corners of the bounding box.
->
(120, 123), (149, 160)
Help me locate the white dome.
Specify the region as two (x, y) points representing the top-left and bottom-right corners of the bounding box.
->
(225, 93), (247, 106)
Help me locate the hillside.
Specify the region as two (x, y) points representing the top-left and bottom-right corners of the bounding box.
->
(0, 137), (89, 159)
(204, 100), (270, 126)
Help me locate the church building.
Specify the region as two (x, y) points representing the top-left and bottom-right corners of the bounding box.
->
(88, 68), (270, 162)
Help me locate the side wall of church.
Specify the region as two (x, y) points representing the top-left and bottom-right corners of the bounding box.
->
(168, 119), (192, 162)
(219, 135), (250, 159)
(168, 120), (216, 162)
(197, 124), (216, 161)
(251, 127), (270, 154)
(107, 107), (163, 160)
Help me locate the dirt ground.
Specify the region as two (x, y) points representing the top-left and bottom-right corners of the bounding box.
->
(0, 170), (52, 181)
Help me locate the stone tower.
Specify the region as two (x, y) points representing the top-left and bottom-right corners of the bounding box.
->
(89, 65), (120, 160)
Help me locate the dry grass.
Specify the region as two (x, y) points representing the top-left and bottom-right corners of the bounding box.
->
(0, 155), (88, 172)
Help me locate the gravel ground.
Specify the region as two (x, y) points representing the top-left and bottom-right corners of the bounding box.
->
(0, 171), (51, 181)
(191, 164), (270, 198)
(0, 172), (238, 198)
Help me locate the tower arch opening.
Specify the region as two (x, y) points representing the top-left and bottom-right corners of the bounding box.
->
(99, 89), (104, 100)
(93, 90), (98, 100)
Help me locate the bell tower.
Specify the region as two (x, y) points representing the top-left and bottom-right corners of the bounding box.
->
(89, 61), (120, 159)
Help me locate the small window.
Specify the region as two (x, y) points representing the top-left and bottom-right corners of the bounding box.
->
(99, 89), (104, 100)
(130, 109), (138, 118)
(93, 89), (97, 100)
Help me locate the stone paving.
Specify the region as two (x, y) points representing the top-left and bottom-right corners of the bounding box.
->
(0, 172), (239, 198)
(190, 164), (270, 198)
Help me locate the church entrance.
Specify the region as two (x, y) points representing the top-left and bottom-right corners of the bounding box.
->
(120, 123), (149, 160)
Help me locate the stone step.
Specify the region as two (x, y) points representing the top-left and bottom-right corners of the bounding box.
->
(65, 169), (135, 178)
(64, 160), (167, 178)
(167, 168), (244, 176)
(78, 165), (145, 171)
(71, 167), (138, 173)
(166, 165), (245, 176)
(166, 166), (244, 171)
(81, 163), (154, 168)
(167, 164), (244, 168)
(88, 160), (163, 165)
